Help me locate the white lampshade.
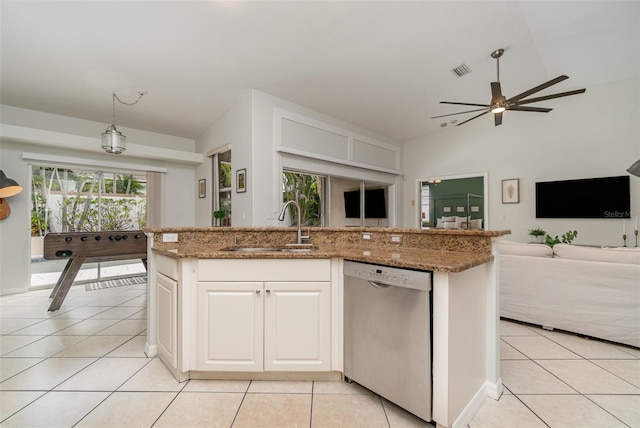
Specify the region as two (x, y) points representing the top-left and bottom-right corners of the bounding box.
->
(101, 124), (126, 154)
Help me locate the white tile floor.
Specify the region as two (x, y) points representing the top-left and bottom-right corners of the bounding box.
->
(0, 283), (638, 427)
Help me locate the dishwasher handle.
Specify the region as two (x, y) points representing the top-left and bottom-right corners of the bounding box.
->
(368, 280), (393, 289)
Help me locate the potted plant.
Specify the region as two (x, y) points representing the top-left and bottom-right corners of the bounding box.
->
(545, 230), (578, 247)
(213, 209), (226, 227)
(528, 227), (546, 244)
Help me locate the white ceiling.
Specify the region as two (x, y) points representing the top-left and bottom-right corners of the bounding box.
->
(1, 1), (638, 143)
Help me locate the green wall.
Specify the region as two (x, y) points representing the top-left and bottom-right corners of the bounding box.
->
(422, 177), (484, 227)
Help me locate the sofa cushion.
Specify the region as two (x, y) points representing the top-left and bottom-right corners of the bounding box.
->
(553, 244), (640, 265)
(499, 240), (553, 257)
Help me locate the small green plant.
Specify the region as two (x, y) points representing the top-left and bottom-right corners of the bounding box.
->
(545, 230), (578, 247)
(213, 209), (227, 226)
(528, 227), (546, 236)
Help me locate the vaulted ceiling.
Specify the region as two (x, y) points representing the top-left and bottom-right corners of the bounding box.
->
(1, 1), (638, 143)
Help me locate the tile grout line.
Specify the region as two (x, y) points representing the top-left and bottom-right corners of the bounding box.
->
(309, 380), (314, 428)
(0, 288), (151, 426)
(504, 321), (639, 428)
(229, 379), (251, 428)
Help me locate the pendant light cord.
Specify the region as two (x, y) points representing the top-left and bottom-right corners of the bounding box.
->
(111, 91), (145, 126)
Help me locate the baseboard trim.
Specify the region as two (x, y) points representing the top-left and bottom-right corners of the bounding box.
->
(144, 342), (157, 358)
(0, 287), (29, 297)
(452, 379), (502, 428)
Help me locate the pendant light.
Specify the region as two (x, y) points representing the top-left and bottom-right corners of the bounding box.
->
(101, 90), (145, 154)
(0, 170), (23, 220)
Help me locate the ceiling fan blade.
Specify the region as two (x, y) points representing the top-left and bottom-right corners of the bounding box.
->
(507, 75), (569, 103)
(491, 82), (503, 104)
(507, 106), (552, 113)
(440, 101), (491, 108)
(431, 108), (488, 119)
(494, 112), (503, 126)
(456, 110), (490, 126)
(512, 89), (586, 106)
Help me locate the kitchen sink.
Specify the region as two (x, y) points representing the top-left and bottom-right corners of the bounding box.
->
(223, 247), (283, 252)
(222, 246), (317, 253)
(281, 247), (317, 253)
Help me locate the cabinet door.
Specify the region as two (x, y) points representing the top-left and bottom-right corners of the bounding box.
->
(196, 282), (263, 371)
(156, 273), (177, 369)
(264, 282), (331, 371)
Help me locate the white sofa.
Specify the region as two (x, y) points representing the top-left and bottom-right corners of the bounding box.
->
(500, 240), (640, 348)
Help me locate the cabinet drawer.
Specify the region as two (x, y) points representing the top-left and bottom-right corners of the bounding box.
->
(157, 254), (178, 279)
(198, 259), (331, 282)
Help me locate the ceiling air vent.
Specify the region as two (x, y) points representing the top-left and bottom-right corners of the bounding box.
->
(451, 63), (471, 77)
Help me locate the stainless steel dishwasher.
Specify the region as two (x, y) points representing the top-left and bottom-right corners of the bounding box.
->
(343, 260), (432, 421)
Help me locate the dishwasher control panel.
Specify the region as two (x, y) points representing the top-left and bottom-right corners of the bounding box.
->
(343, 261), (431, 292)
(353, 266), (411, 285)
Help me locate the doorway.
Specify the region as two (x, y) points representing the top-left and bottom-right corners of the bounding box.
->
(418, 173), (488, 230)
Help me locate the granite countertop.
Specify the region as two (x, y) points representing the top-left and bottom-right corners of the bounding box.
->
(152, 244), (493, 273)
(147, 226), (509, 272)
(145, 226), (508, 237)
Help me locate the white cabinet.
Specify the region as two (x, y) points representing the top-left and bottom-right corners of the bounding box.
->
(196, 281), (264, 371)
(156, 273), (178, 369)
(195, 259), (332, 372)
(264, 281), (330, 371)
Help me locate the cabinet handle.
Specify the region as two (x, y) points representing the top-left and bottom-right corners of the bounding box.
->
(255, 290), (261, 294)
(266, 289), (271, 294)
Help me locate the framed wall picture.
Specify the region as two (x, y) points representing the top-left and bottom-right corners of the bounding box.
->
(236, 169), (246, 193)
(502, 178), (519, 204)
(198, 179), (206, 198)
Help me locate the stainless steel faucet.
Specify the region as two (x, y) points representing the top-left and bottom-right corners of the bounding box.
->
(278, 200), (309, 245)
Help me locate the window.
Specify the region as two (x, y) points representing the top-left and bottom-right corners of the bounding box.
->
(282, 171), (390, 228)
(30, 166), (147, 288)
(282, 170), (325, 226)
(212, 149), (231, 226)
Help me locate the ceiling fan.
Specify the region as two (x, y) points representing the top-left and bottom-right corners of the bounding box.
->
(433, 48), (586, 127)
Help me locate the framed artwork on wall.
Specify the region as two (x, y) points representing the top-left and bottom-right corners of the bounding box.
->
(236, 169), (246, 193)
(502, 178), (519, 204)
(198, 179), (206, 198)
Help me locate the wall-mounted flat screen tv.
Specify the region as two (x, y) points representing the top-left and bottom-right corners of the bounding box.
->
(344, 188), (387, 219)
(536, 175), (630, 219)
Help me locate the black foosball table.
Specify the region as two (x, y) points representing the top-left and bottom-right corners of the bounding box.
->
(43, 231), (147, 311)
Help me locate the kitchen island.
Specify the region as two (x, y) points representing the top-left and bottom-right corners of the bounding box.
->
(144, 226), (509, 428)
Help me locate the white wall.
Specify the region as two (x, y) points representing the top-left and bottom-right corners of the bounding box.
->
(0, 107), (199, 295)
(195, 92), (253, 226)
(1, 105), (196, 152)
(194, 90), (401, 227)
(251, 90), (401, 226)
(402, 79), (640, 246)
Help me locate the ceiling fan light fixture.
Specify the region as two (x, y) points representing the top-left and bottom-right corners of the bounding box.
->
(434, 48), (585, 127)
(627, 159), (640, 177)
